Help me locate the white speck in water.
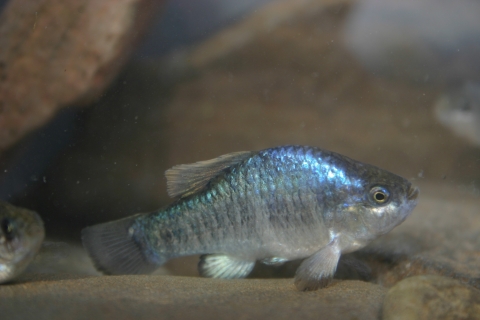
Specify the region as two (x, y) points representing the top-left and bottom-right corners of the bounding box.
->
(76, 181), (80, 184)
(418, 170), (424, 178)
(43, 176), (47, 183)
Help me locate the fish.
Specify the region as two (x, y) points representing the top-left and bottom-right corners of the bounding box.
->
(0, 201), (45, 283)
(435, 82), (480, 146)
(82, 145), (418, 291)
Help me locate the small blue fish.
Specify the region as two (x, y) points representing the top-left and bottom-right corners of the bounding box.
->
(82, 145), (418, 290)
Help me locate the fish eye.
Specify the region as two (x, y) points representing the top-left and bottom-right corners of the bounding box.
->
(1, 218), (15, 242)
(369, 186), (390, 205)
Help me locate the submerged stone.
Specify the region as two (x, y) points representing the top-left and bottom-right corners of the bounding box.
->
(383, 275), (480, 320)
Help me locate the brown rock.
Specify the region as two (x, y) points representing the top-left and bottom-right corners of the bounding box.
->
(0, 0), (163, 153)
(382, 275), (480, 320)
(0, 275), (386, 320)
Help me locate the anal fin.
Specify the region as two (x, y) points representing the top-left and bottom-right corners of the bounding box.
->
(198, 254), (255, 279)
(294, 238), (341, 291)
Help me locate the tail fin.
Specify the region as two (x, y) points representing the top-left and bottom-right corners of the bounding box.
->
(81, 216), (161, 275)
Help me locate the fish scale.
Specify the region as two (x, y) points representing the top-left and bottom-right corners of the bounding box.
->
(82, 145), (418, 291)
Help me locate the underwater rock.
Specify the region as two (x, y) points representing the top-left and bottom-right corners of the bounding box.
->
(0, 0), (163, 154)
(0, 275), (387, 320)
(382, 275), (480, 320)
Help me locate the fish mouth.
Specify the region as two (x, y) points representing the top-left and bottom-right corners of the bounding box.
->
(407, 186), (419, 201)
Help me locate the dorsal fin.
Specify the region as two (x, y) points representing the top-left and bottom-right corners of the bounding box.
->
(165, 151), (253, 198)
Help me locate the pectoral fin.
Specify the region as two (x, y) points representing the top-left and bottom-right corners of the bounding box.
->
(198, 254), (255, 279)
(294, 239), (341, 291)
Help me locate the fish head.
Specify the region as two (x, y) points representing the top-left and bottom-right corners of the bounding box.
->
(0, 202), (45, 273)
(350, 165), (419, 239)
